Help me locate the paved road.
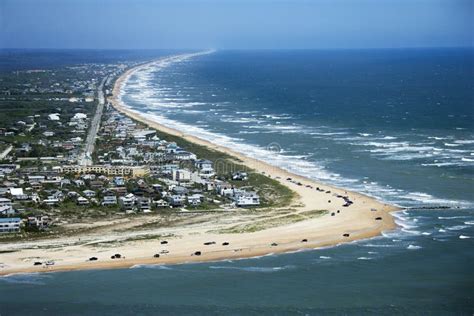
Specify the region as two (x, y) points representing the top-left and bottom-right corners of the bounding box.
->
(78, 76), (108, 166)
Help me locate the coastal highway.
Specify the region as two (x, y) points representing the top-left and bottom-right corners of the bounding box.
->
(78, 75), (108, 166)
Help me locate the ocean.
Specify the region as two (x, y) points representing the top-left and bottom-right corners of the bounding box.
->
(1, 49), (473, 315)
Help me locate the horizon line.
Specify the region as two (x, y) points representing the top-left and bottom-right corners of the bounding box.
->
(1, 46), (474, 52)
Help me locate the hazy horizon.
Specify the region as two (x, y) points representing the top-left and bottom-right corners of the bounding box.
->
(1, 0), (472, 50)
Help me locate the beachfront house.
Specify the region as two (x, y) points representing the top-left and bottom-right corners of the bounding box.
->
(168, 195), (185, 207)
(119, 194), (136, 212)
(101, 195), (117, 206)
(136, 197), (152, 212)
(76, 196), (89, 206)
(187, 194), (203, 206)
(196, 159), (215, 178)
(0, 218), (21, 233)
(153, 199), (169, 208)
(232, 171), (248, 181)
(27, 215), (50, 230)
(195, 159), (213, 170)
(235, 191), (260, 207)
(42, 197), (60, 206)
(173, 150), (197, 161)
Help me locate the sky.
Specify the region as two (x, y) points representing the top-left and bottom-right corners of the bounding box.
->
(0, 0), (473, 49)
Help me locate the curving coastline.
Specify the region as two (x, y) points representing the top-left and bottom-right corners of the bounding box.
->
(0, 51), (400, 276)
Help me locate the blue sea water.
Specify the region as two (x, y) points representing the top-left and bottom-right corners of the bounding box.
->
(1, 49), (473, 314)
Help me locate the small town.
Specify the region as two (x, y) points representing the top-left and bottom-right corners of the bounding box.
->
(0, 62), (261, 236)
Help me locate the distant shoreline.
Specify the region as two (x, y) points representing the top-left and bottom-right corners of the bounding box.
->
(0, 52), (400, 276)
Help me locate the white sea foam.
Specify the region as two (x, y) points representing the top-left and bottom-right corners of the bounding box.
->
(459, 235), (471, 239)
(446, 225), (469, 231)
(130, 264), (174, 270)
(362, 243), (398, 248)
(407, 245), (422, 250)
(455, 140), (474, 144)
(209, 265), (295, 272)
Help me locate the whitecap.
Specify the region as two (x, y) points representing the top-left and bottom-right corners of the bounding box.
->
(407, 245), (422, 250)
(438, 216), (469, 220)
(446, 225), (469, 231)
(130, 264), (173, 270)
(459, 235), (471, 239)
(209, 265), (295, 272)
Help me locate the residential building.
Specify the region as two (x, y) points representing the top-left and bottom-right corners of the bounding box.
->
(0, 218), (21, 233)
(187, 194), (203, 206)
(61, 165), (149, 177)
(101, 195), (117, 206)
(119, 194), (135, 212)
(76, 196), (89, 205)
(27, 216), (50, 230)
(153, 199), (169, 208)
(168, 195), (184, 207)
(235, 192), (260, 207)
(136, 197), (151, 212)
(173, 169), (192, 182)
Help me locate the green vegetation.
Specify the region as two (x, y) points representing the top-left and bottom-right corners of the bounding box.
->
(214, 209), (328, 234)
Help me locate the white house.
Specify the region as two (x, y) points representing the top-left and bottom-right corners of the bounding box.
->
(187, 194), (203, 206)
(119, 194), (136, 212)
(76, 196), (89, 205)
(101, 196), (117, 206)
(195, 159), (213, 170)
(42, 197), (59, 206)
(232, 171), (248, 181)
(0, 197), (12, 208)
(82, 190), (96, 198)
(153, 199), (169, 208)
(48, 113), (60, 121)
(235, 192), (260, 207)
(173, 169), (192, 182)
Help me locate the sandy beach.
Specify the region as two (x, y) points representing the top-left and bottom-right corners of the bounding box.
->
(0, 53), (400, 276)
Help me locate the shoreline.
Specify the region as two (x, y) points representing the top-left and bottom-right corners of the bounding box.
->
(0, 52), (400, 276)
